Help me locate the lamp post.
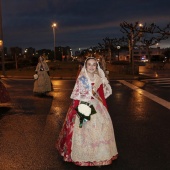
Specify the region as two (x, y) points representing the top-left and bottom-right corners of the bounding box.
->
(139, 23), (143, 57)
(52, 22), (57, 60)
(0, 0), (5, 76)
(117, 45), (121, 61)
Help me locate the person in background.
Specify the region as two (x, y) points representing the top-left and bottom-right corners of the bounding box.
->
(33, 56), (52, 95)
(56, 56), (118, 167)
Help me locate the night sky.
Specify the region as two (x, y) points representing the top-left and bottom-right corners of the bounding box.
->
(1, 0), (170, 53)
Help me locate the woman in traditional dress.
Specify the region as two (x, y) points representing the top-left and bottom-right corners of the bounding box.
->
(0, 80), (11, 103)
(56, 57), (118, 166)
(33, 56), (52, 95)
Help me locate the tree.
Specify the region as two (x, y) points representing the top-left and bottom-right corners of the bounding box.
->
(120, 21), (170, 74)
(10, 47), (22, 69)
(120, 21), (145, 74)
(139, 23), (169, 62)
(102, 37), (114, 62)
(98, 37), (128, 62)
(163, 48), (170, 62)
(111, 37), (128, 61)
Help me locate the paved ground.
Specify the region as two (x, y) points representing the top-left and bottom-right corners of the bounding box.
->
(139, 65), (170, 78)
(0, 67), (170, 170)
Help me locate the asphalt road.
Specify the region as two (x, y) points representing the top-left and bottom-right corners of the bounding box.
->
(0, 78), (170, 170)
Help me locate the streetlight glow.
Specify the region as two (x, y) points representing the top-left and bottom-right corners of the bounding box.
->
(117, 45), (121, 61)
(139, 23), (143, 27)
(52, 23), (57, 28)
(52, 22), (57, 60)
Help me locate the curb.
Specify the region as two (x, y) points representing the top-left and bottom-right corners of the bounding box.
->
(0, 75), (149, 80)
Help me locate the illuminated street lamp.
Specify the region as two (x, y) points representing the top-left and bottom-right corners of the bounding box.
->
(139, 23), (143, 27)
(117, 45), (121, 61)
(138, 23), (143, 57)
(52, 22), (57, 60)
(139, 23), (143, 38)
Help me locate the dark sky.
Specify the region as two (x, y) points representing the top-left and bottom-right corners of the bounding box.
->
(1, 0), (170, 52)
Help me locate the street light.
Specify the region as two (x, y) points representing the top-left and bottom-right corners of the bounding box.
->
(138, 23), (143, 57)
(52, 22), (57, 60)
(139, 23), (143, 27)
(117, 45), (121, 61)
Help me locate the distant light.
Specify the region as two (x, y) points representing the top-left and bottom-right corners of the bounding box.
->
(52, 22), (57, 28)
(117, 46), (121, 49)
(139, 23), (143, 27)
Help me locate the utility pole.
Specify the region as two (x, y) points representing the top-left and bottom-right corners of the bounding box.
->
(0, 0), (5, 76)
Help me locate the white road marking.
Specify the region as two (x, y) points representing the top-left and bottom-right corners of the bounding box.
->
(141, 78), (170, 87)
(119, 80), (170, 110)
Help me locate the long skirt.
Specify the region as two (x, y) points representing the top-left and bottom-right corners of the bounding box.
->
(33, 71), (52, 94)
(56, 99), (118, 166)
(0, 81), (11, 103)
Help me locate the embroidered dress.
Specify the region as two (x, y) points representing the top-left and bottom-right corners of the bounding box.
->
(56, 59), (118, 166)
(0, 81), (11, 103)
(33, 60), (52, 94)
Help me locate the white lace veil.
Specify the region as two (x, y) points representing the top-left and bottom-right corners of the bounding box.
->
(78, 57), (106, 81)
(70, 57), (112, 101)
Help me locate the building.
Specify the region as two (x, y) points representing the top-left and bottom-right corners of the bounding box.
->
(119, 47), (165, 62)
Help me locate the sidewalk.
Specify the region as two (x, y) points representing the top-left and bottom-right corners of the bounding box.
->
(139, 66), (170, 78)
(1, 77), (170, 169)
(0, 73), (148, 80)
(1, 65), (169, 80)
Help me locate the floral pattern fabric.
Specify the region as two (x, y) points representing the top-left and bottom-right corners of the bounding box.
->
(57, 100), (79, 162)
(56, 79), (118, 166)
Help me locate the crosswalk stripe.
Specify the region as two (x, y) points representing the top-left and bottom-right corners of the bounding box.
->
(141, 77), (170, 88)
(119, 80), (170, 110)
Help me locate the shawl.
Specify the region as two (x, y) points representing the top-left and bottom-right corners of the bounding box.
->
(70, 58), (112, 102)
(35, 62), (49, 72)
